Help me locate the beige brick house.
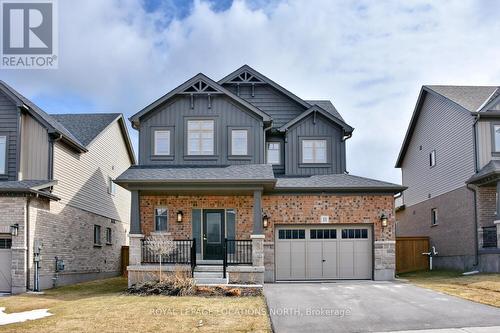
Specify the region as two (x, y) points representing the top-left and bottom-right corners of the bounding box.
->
(0, 81), (135, 293)
(115, 65), (404, 285)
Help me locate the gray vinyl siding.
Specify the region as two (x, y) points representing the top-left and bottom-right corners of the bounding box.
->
(138, 95), (264, 165)
(284, 112), (345, 176)
(223, 84), (305, 128)
(0, 91), (19, 180)
(52, 121), (131, 223)
(19, 113), (49, 180)
(401, 92), (475, 207)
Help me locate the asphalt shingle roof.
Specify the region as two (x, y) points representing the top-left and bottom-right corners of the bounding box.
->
(305, 100), (345, 122)
(425, 85), (498, 112)
(51, 113), (121, 146)
(467, 160), (500, 184)
(0, 180), (54, 190)
(275, 174), (405, 192)
(115, 164), (276, 182)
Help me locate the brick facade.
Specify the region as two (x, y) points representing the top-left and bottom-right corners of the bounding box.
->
(0, 196), (128, 293)
(138, 193), (396, 282)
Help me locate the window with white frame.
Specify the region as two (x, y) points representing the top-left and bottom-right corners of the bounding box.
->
(155, 208), (168, 232)
(431, 208), (438, 226)
(108, 176), (116, 195)
(94, 225), (101, 246)
(0, 136), (6, 174)
(231, 129), (248, 155)
(429, 150), (436, 167)
(302, 139), (327, 163)
(187, 120), (214, 155)
(494, 125), (500, 152)
(267, 142), (280, 164)
(154, 130), (170, 155)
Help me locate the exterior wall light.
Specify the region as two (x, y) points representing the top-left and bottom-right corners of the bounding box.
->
(380, 213), (388, 228)
(176, 211), (183, 223)
(10, 223), (19, 236)
(262, 214), (269, 229)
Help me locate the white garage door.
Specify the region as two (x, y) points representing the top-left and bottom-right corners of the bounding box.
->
(275, 225), (372, 280)
(0, 237), (11, 292)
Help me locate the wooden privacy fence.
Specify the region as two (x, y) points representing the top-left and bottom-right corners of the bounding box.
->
(396, 237), (429, 274)
(121, 246), (129, 277)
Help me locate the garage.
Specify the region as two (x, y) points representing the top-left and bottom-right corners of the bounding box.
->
(0, 236), (11, 292)
(275, 225), (372, 280)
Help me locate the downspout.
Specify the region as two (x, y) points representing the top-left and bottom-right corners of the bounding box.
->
(25, 197), (31, 291)
(468, 113), (480, 267)
(342, 130), (353, 173)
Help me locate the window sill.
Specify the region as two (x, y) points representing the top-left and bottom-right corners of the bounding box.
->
(299, 163), (331, 168)
(228, 155), (253, 161)
(93, 244), (102, 248)
(151, 155), (174, 161)
(431, 224), (439, 227)
(106, 242), (112, 246)
(183, 155), (218, 161)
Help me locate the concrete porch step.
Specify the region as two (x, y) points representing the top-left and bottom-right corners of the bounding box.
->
(193, 272), (223, 279)
(194, 277), (228, 285)
(194, 265), (224, 272)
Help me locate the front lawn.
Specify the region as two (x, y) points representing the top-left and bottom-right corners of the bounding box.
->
(0, 277), (271, 332)
(400, 270), (500, 307)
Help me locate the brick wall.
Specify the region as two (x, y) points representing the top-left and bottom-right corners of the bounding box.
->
(477, 185), (496, 228)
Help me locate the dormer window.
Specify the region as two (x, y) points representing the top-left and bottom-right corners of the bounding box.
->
(187, 120), (215, 155)
(0, 135), (5, 175)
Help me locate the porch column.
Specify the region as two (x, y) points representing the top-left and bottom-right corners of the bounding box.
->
(129, 191), (143, 266)
(252, 190), (263, 235)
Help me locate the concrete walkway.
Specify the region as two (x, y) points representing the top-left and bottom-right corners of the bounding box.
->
(378, 327), (500, 333)
(264, 281), (500, 333)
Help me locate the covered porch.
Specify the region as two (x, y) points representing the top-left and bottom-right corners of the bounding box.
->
(114, 164), (276, 285)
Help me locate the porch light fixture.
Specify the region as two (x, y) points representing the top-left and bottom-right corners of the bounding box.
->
(10, 223), (19, 236)
(176, 211), (184, 223)
(262, 214), (270, 229)
(380, 213), (388, 228)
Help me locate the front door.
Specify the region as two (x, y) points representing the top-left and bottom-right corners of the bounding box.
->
(203, 210), (225, 260)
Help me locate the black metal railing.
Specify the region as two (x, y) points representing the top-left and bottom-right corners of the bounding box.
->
(141, 239), (194, 264)
(190, 239), (196, 277)
(482, 226), (498, 248)
(223, 239), (252, 279)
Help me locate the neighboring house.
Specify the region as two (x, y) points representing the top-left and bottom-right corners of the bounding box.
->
(396, 85), (500, 272)
(115, 65), (404, 285)
(0, 81), (135, 294)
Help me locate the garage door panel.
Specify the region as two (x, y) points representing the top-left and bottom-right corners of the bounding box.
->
(322, 241), (338, 279)
(338, 241), (355, 278)
(0, 237), (12, 292)
(307, 241), (322, 279)
(290, 242), (306, 279)
(354, 241), (372, 279)
(275, 242), (291, 280)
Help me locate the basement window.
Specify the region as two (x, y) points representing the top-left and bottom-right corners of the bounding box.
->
(94, 225), (102, 246)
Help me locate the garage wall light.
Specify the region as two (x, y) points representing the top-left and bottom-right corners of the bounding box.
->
(262, 214), (270, 229)
(10, 223), (19, 236)
(176, 211), (183, 223)
(380, 213), (388, 228)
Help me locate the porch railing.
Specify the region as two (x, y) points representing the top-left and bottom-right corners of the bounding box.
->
(482, 226), (497, 248)
(223, 239), (252, 279)
(141, 239), (197, 276)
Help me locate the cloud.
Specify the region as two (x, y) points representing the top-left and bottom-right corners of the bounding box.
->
(1, 0), (499, 183)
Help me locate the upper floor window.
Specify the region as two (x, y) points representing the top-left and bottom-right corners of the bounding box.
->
(108, 176), (116, 195)
(302, 139), (326, 164)
(154, 130), (171, 155)
(267, 142), (280, 164)
(187, 120), (214, 155)
(155, 208), (168, 232)
(431, 208), (438, 226)
(231, 129), (248, 155)
(429, 150), (436, 167)
(493, 125), (500, 152)
(0, 136), (5, 174)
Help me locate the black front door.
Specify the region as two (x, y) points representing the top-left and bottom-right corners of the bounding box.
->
(203, 210), (225, 260)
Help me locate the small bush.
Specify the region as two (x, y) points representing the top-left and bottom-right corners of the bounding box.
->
(128, 272), (196, 296)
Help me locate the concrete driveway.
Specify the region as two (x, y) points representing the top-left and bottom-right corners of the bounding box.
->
(264, 281), (500, 333)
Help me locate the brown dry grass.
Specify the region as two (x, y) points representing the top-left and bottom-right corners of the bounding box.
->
(400, 270), (500, 307)
(0, 277), (271, 333)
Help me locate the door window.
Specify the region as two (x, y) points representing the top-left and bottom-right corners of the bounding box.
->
(206, 212), (221, 244)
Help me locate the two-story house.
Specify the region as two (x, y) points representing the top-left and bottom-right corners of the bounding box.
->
(116, 65), (404, 285)
(0, 81), (135, 294)
(396, 85), (500, 272)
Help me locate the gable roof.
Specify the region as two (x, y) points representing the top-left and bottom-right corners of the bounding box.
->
(0, 180), (59, 200)
(129, 73), (272, 127)
(219, 65), (312, 110)
(279, 104), (354, 133)
(0, 80), (87, 152)
(305, 100), (345, 122)
(396, 85), (499, 168)
(51, 113), (136, 164)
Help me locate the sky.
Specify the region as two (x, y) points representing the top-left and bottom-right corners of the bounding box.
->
(1, 0), (500, 184)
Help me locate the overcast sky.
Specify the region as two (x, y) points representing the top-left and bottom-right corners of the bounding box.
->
(2, 0), (499, 184)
